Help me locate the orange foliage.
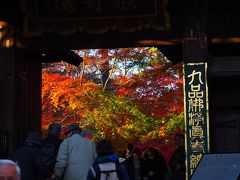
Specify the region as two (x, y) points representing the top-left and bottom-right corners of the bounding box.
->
(42, 72), (101, 128)
(42, 48), (184, 148)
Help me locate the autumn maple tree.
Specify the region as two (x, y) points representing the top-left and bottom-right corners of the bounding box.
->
(42, 47), (184, 147)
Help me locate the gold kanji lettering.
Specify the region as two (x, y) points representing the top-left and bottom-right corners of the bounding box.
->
(190, 138), (205, 153)
(190, 126), (204, 137)
(188, 70), (203, 85)
(188, 91), (203, 99)
(188, 112), (204, 126)
(81, 0), (102, 11)
(113, 0), (137, 10)
(188, 98), (204, 112)
(190, 154), (202, 175)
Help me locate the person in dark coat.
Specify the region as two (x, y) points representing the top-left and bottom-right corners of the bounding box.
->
(10, 132), (42, 180)
(125, 143), (134, 159)
(124, 148), (144, 180)
(169, 133), (186, 180)
(142, 146), (168, 180)
(40, 123), (62, 180)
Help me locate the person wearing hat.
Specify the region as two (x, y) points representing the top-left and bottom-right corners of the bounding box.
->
(10, 131), (42, 180)
(53, 124), (97, 180)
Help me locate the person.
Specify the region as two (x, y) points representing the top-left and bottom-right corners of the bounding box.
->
(53, 124), (97, 180)
(124, 148), (144, 180)
(116, 149), (126, 163)
(142, 146), (168, 180)
(169, 133), (186, 180)
(125, 143), (134, 159)
(80, 128), (93, 139)
(39, 123), (62, 180)
(87, 139), (130, 180)
(10, 131), (42, 180)
(0, 159), (21, 180)
(120, 143), (134, 164)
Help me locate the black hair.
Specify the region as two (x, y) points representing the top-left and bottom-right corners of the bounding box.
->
(48, 123), (61, 138)
(133, 148), (142, 155)
(146, 146), (161, 157)
(96, 139), (114, 156)
(127, 143), (134, 151)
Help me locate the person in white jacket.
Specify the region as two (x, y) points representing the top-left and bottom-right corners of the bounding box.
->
(53, 124), (97, 180)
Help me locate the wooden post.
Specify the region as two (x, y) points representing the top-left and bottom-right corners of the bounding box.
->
(0, 41), (42, 156)
(182, 1), (209, 179)
(183, 0), (208, 63)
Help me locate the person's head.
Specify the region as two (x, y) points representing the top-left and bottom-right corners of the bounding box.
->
(48, 123), (61, 138)
(80, 129), (93, 139)
(133, 148), (142, 159)
(25, 131), (41, 147)
(146, 146), (160, 159)
(64, 124), (82, 137)
(96, 139), (114, 156)
(174, 133), (185, 147)
(0, 159), (21, 180)
(127, 143), (134, 151)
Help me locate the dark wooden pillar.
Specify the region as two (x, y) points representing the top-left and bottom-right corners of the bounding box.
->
(183, 0), (208, 63)
(0, 45), (42, 157)
(183, 0), (240, 153)
(0, 47), (15, 157)
(13, 49), (42, 150)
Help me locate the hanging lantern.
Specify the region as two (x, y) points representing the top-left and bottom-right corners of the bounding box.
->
(0, 21), (14, 48)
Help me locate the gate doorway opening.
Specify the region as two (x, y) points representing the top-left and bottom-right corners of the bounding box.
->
(41, 47), (184, 161)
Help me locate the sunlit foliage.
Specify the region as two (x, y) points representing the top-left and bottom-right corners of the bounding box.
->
(42, 47), (184, 148)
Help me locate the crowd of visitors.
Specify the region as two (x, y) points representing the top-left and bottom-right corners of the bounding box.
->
(0, 123), (185, 180)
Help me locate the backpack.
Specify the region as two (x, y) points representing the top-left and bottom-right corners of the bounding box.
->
(39, 140), (59, 178)
(91, 162), (123, 180)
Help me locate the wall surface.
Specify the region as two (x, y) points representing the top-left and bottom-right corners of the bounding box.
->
(208, 57), (240, 152)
